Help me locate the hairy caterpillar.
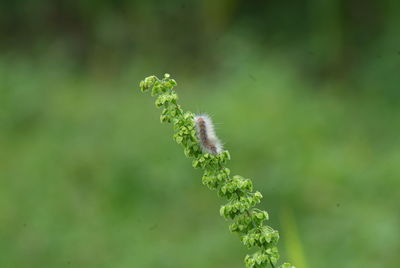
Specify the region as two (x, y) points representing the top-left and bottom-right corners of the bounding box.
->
(194, 114), (223, 154)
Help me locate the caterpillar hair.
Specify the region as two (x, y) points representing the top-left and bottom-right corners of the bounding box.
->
(194, 114), (223, 154)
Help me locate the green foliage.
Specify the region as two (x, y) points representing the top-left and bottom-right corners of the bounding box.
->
(140, 74), (295, 268)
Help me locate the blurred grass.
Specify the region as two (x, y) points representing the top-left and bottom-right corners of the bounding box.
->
(0, 44), (399, 268)
(281, 208), (308, 268)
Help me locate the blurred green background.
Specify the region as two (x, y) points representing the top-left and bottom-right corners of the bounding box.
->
(1, 1), (399, 267)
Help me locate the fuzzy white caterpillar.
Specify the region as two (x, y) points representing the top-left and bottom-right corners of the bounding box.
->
(194, 114), (223, 154)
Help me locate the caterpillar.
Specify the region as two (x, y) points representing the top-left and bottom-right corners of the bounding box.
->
(194, 114), (223, 154)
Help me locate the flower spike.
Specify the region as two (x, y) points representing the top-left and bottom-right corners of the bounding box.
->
(139, 74), (295, 268)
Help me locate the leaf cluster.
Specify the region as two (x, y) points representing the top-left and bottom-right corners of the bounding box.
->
(139, 74), (295, 268)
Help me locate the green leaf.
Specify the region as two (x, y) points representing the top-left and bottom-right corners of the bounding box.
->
(175, 136), (183, 144)
(192, 160), (199, 168)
